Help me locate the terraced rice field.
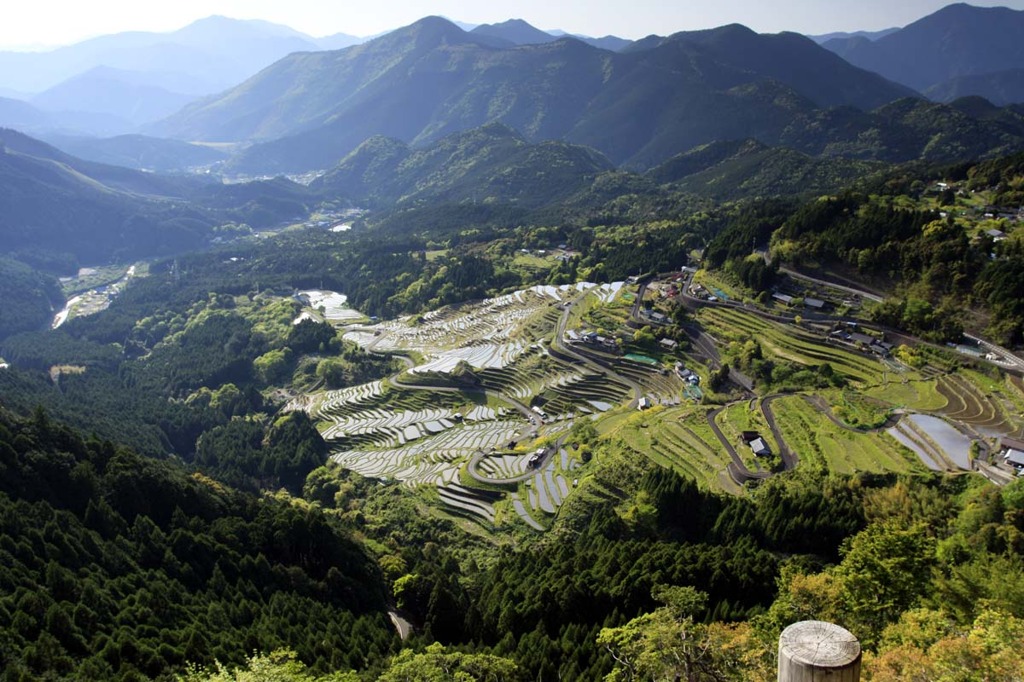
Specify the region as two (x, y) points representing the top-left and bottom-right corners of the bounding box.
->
(768, 395), (923, 475)
(902, 414), (973, 470)
(933, 371), (1024, 437)
(435, 484), (501, 525)
(346, 284), (590, 371)
(697, 308), (891, 385)
(615, 408), (736, 491)
(330, 419), (522, 486)
(477, 454), (533, 479)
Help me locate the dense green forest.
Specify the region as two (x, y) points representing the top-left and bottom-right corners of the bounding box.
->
(0, 408), (394, 681)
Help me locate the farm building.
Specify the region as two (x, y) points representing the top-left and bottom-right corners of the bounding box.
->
(659, 338), (679, 351)
(638, 397), (652, 410)
(773, 293), (794, 305)
(1005, 449), (1024, 471)
(804, 297), (826, 310)
(750, 437), (772, 457)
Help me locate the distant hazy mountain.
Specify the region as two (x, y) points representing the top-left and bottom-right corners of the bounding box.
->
(315, 33), (364, 50)
(38, 133), (228, 173)
(808, 28), (898, 45)
(0, 96), (47, 130)
(0, 15), (324, 96)
(0, 96), (132, 137)
(470, 19), (558, 45)
(0, 128), (213, 262)
(156, 16), (912, 174)
(32, 66), (198, 127)
(822, 3), (1024, 101)
(312, 122), (613, 207)
(0, 128), (312, 262)
(925, 69), (1024, 106)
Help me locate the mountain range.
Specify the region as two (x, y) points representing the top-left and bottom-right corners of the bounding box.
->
(823, 3), (1024, 105)
(0, 16), (363, 136)
(155, 16), (913, 175)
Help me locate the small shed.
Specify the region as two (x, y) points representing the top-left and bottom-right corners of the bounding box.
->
(638, 397), (651, 410)
(1005, 449), (1024, 470)
(659, 338), (679, 351)
(773, 293), (794, 305)
(850, 333), (875, 346)
(804, 297), (826, 310)
(750, 437), (772, 457)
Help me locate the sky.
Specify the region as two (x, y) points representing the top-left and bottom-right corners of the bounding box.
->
(4, 0), (1024, 49)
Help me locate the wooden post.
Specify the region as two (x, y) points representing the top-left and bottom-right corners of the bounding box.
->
(778, 620), (861, 682)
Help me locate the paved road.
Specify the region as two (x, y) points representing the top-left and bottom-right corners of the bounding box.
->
(779, 267), (885, 303)
(388, 610), (413, 640)
(760, 395), (799, 471)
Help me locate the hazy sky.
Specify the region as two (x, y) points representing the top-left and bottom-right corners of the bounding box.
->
(4, 0), (1024, 49)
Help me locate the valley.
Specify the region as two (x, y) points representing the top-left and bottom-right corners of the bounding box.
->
(4, 3), (1024, 681)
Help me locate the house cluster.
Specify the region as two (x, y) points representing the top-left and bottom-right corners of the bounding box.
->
(688, 282), (721, 302)
(829, 324), (894, 356)
(772, 292), (832, 311)
(567, 330), (620, 352)
(674, 363), (700, 385)
(741, 431), (772, 457)
(1000, 436), (1024, 475)
(979, 206), (1023, 223)
(640, 308), (669, 325)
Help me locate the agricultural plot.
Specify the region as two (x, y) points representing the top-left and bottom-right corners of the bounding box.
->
(864, 379), (948, 412)
(347, 284), (587, 367)
(904, 414), (973, 470)
(522, 460), (572, 516)
(933, 371), (1024, 437)
(768, 396), (923, 475)
(533, 372), (632, 418)
(614, 407), (736, 492)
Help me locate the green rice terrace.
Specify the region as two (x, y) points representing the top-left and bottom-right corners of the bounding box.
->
(286, 277), (1024, 532)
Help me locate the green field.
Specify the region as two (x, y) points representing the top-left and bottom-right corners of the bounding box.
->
(863, 378), (948, 412)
